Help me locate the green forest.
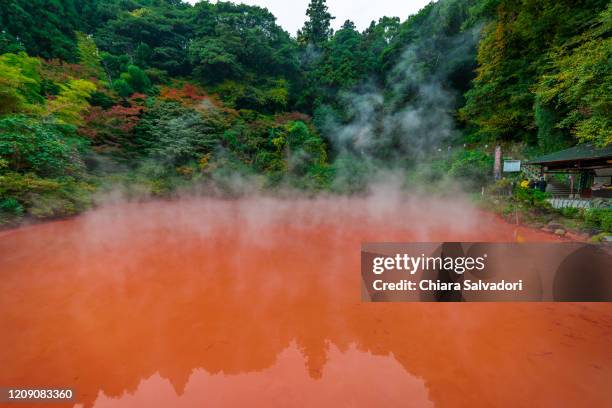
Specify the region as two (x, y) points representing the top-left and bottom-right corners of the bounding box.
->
(0, 0), (610, 226)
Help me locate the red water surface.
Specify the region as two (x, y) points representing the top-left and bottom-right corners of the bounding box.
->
(0, 195), (611, 408)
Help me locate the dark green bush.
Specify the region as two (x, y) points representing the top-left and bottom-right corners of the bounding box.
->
(0, 197), (24, 225)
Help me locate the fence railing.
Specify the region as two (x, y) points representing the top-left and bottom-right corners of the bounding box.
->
(547, 198), (593, 209)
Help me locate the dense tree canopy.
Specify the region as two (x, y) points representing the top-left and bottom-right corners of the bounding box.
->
(535, 3), (611, 148)
(0, 0), (610, 225)
(460, 0), (609, 145)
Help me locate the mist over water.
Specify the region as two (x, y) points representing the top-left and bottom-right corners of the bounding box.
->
(1, 193), (611, 408)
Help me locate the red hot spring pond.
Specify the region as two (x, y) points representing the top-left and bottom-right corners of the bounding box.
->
(0, 195), (611, 408)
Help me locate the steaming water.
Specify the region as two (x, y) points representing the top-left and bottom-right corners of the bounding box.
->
(1, 195), (611, 408)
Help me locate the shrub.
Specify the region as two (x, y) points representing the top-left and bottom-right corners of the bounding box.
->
(0, 197), (24, 225)
(113, 78), (134, 98)
(121, 65), (151, 94)
(583, 208), (612, 232)
(514, 185), (551, 209)
(560, 207), (579, 219)
(0, 115), (87, 178)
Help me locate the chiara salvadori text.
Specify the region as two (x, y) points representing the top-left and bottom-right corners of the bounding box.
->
(372, 279), (524, 292)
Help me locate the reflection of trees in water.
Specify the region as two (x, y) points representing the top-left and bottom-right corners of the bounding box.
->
(0, 200), (610, 408)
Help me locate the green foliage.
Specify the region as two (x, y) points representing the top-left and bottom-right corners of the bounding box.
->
(583, 208), (612, 232)
(134, 101), (222, 169)
(100, 52), (130, 80)
(514, 185), (551, 210)
(535, 4), (612, 147)
(0, 197), (24, 225)
(448, 150), (493, 190)
(188, 2), (297, 85)
(112, 78), (134, 98)
(280, 120), (329, 181)
(214, 80), (289, 113)
(214, 113), (330, 188)
(0, 115), (86, 177)
(297, 0), (335, 46)
(0, 52), (42, 114)
(534, 97), (571, 151)
(112, 65), (151, 97)
(189, 38), (241, 82)
(316, 21), (369, 89)
(560, 207), (579, 219)
(360, 17), (401, 77)
(122, 65), (151, 93)
(76, 32), (105, 80)
(382, 0), (477, 77)
(0, 0), (84, 61)
(461, 0), (609, 143)
(298, 0), (482, 119)
(94, 2), (192, 76)
(0, 32), (25, 54)
(88, 91), (115, 108)
(47, 79), (97, 125)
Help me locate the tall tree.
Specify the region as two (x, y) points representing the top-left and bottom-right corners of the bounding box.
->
(297, 0), (335, 46)
(317, 20), (368, 90)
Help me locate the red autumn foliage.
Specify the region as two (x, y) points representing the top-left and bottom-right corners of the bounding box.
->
(159, 83), (206, 105)
(42, 59), (91, 83)
(130, 93), (147, 103)
(274, 112), (312, 124)
(80, 103), (144, 149)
